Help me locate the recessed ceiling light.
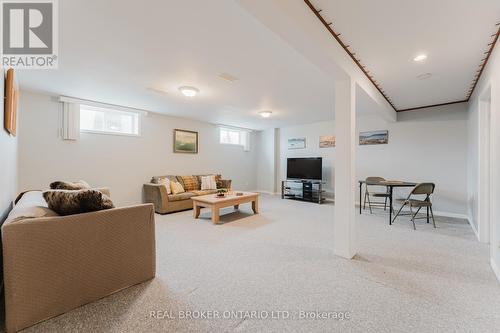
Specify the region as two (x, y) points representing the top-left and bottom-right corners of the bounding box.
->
(259, 110), (272, 118)
(413, 54), (427, 62)
(178, 86), (199, 97)
(417, 73), (432, 80)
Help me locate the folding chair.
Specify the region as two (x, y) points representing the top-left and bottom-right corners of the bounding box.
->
(392, 183), (436, 230)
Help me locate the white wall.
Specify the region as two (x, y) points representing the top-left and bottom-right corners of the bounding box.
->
(256, 128), (278, 193)
(467, 38), (500, 281)
(18, 91), (258, 206)
(0, 70), (18, 223)
(277, 103), (469, 215)
(279, 122), (336, 196)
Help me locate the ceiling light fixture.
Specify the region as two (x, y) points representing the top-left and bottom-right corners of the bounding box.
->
(259, 110), (272, 118)
(178, 86), (199, 97)
(413, 54), (427, 62)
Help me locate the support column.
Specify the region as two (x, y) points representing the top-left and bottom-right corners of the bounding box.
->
(334, 78), (357, 259)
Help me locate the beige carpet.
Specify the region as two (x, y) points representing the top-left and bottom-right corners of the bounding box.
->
(18, 195), (500, 332)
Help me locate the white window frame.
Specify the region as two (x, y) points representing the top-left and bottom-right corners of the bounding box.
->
(218, 126), (251, 151)
(79, 104), (142, 137)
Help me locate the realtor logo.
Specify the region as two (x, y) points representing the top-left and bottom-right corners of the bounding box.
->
(1, 0), (58, 69)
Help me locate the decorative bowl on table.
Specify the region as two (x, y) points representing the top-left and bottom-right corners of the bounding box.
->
(216, 188), (228, 197)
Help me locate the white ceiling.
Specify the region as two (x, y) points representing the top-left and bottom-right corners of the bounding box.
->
(310, 0), (500, 110)
(18, 1), (494, 129)
(17, 0), (340, 130)
(17, 0), (383, 130)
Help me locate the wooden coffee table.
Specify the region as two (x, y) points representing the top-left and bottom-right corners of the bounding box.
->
(192, 191), (259, 224)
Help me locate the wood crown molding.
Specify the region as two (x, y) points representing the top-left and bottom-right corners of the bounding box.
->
(303, 0), (500, 112)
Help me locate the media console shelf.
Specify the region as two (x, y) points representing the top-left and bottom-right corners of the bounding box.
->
(281, 180), (325, 204)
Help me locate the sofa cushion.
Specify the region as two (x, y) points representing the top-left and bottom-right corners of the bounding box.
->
(157, 177), (171, 194)
(200, 175), (217, 190)
(179, 176), (199, 191)
(5, 191), (58, 224)
(151, 175), (178, 184)
(217, 179), (232, 190)
(43, 189), (115, 216)
(191, 190), (218, 196)
(170, 181), (185, 195)
(50, 180), (90, 190)
(167, 192), (196, 202)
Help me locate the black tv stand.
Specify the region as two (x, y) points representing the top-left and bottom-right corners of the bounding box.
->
(281, 180), (325, 204)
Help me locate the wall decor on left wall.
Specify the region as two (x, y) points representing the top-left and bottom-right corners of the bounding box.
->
(4, 68), (18, 136)
(174, 129), (198, 153)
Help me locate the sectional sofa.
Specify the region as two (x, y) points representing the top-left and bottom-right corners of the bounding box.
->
(143, 174), (231, 214)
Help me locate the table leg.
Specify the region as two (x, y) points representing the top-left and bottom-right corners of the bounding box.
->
(234, 204), (239, 210)
(193, 204), (201, 218)
(389, 186), (393, 225)
(359, 182), (362, 214)
(211, 206), (220, 224)
(252, 199), (259, 214)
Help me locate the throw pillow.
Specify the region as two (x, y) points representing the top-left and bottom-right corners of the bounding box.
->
(50, 180), (91, 190)
(179, 176), (199, 191)
(214, 174), (223, 188)
(170, 181), (185, 195)
(43, 189), (115, 216)
(157, 177), (172, 194)
(201, 175), (217, 190)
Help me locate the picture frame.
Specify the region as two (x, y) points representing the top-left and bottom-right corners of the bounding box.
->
(359, 130), (389, 145)
(174, 129), (198, 154)
(319, 135), (335, 148)
(4, 68), (18, 136)
(287, 137), (306, 150)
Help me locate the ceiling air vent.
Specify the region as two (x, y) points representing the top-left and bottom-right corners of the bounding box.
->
(147, 87), (168, 94)
(218, 73), (239, 82)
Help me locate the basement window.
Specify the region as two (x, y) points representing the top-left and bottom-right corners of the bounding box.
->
(219, 127), (250, 151)
(80, 104), (140, 136)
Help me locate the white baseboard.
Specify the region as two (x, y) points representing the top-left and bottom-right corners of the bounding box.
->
(466, 216), (480, 240)
(432, 210), (468, 220)
(355, 202), (467, 219)
(491, 258), (500, 283)
(254, 190), (278, 195)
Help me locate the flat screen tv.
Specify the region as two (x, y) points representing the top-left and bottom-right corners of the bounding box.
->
(287, 157), (322, 180)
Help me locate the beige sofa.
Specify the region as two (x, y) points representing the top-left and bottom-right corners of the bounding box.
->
(1, 190), (156, 332)
(143, 175), (231, 214)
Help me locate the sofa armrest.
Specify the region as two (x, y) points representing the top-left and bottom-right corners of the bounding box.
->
(93, 187), (110, 197)
(143, 183), (169, 213)
(2, 204), (156, 332)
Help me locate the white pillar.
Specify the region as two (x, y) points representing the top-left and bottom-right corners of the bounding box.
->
(334, 78), (357, 259)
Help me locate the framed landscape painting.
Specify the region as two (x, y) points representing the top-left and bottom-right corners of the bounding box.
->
(319, 135), (335, 148)
(288, 137), (306, 149)
(359, 130), (389, 145)
(174, 129), (198, 153)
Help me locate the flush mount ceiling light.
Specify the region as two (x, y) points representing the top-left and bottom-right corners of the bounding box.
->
(259, 110), (272, 118)
(413, 54), (428, 62)
(178, 86), (199, 97)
